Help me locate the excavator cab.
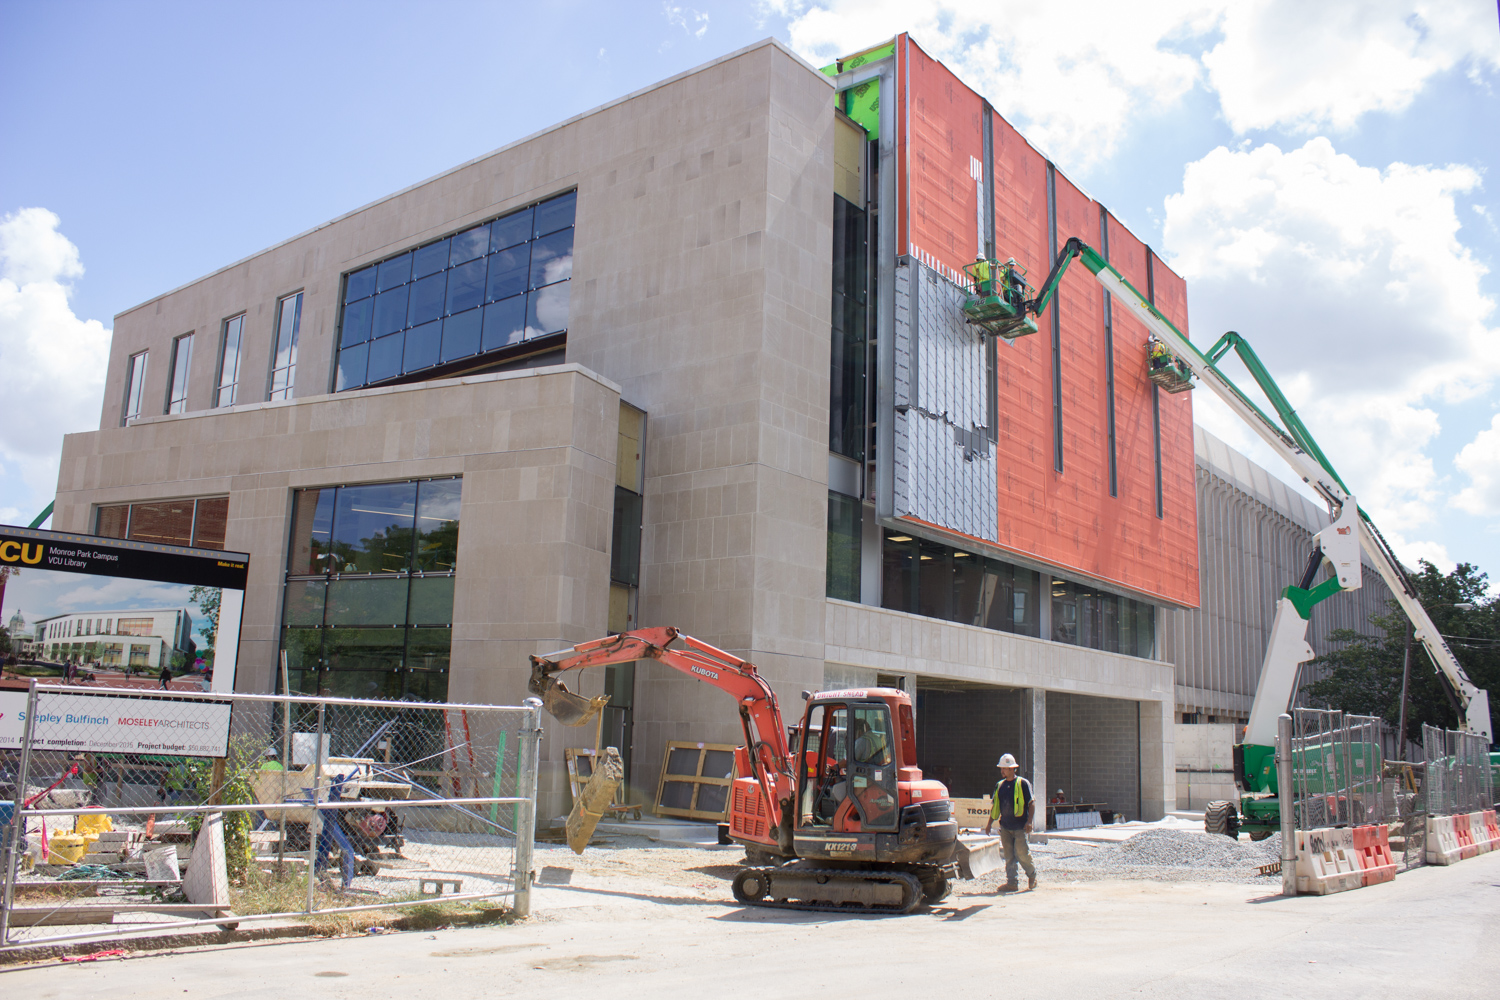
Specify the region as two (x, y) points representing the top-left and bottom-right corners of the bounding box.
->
(800, 700), (899, 832)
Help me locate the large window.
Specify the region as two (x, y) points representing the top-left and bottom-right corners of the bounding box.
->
(269, 293), (302, 401)
(335, 190), (576, 392)
(1051, 578), (1156, 658)
(881, 531), (1040, 638)
(96, 496), (229, 549)
(826, 492), (861, 601)
(281, 477), (460, 701)
(122, 351), (148, 425)
(166, 333), (194, 413)
(216, 315), (243, 407)
(830, 194), (868, 461)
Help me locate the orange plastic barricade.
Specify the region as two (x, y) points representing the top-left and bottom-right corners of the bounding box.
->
(1484, 810), (1500, 849)
(1426, 815), (1462, 865)
(1295, 827), (1363, 895)
(1469, 812), (1493, 854)
(1353, 824), (1396, 885)
(1454, 814), (1478, 859)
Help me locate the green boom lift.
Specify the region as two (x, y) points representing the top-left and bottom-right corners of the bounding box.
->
(963, 237), (1495, 837)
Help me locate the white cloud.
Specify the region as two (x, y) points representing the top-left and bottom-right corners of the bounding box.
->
(0, 208), (111, 523)
(1453, 415), (1500, 516)
(664, 3), (710, 40)
(771, 0), (1216, 171)
(768, 1), (1500, 172)
(1163, 139), (1497, 565)
(1204, 1), (1500, 135)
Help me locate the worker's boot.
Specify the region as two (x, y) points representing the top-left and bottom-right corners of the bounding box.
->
(1027, 875), (1037, 891)
(999, 882), (1019, 894)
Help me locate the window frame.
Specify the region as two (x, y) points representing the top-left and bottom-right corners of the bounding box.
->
(216, 314), (245, 407)
(122, 350), (149, 425)
(268, 291), (303, 401)
(166, 332), (194, 414)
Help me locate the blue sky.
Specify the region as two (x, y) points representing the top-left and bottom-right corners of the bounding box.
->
(2, 1), (1498, 583)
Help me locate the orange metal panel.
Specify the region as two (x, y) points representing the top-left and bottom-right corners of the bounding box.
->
(903, 37), (986, 283)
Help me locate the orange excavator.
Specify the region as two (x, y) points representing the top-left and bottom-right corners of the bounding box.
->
(528, 626), (962, 912)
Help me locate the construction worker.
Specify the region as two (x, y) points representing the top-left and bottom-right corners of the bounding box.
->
(982, 752), (1037, 892)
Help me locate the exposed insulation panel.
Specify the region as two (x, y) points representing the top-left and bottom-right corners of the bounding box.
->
(892, 259), (999, 544)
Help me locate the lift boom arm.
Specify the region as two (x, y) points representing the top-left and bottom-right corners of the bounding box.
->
(528, 626), (799, 828)
(1025, 238), (1492, 741)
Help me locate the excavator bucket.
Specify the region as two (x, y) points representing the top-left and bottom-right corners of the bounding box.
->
(528, 660), (610, 727)
(954, 834), (1004, 880)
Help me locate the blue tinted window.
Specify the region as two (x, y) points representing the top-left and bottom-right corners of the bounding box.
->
(534, 191), (577, 236)
(412, 239), (450, 279)
(527, 281), (570, 338)
(377, 253), (412, 291)
(490, 208), (533, 252)
(367, 334), (404, 383)
(341, 298), (374, 347)
(529, 229), (573, 289)
(403, 320), (442, 372)
(450, 224), (489, 266)
(337, 191), (575, 391)
(336, 342), (369, 391)
(486, 245), (529, 302)
(446, 258), (486, 315)
(483, 295), (527, 352)
(346, 265), (377, 303)
(408, 273), (447, 327)
(373, 286), (410, 338)
(441, 309), (483, 363)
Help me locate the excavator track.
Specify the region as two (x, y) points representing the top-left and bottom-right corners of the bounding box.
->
(731, 867), (924, 914)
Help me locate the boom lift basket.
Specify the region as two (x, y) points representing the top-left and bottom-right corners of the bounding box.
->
(1146, 337), (1195, 393)
(962, 258), (1039, 340)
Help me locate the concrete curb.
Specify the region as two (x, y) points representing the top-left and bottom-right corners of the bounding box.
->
(0, 922), (321, 967)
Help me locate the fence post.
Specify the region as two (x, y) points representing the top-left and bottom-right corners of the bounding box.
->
(1277, 713), (1296, 897)
(0, 680), (41, 945)
(512, 697), (542, 918)
(305, 700), (327, 915)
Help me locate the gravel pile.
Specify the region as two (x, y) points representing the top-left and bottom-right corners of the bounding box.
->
(1038, 829), (1283, 885)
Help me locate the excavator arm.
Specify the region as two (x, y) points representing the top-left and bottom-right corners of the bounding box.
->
(1015, 238), (1492, 742)
(528, 626), (799, 831)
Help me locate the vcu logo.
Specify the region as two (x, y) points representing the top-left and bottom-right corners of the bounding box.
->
(0, 541), (44, 565)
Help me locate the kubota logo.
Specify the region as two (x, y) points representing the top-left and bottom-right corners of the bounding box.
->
(690, 665), (719, 680)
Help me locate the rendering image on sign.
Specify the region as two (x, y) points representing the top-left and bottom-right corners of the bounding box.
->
(0, 525), (249, 752)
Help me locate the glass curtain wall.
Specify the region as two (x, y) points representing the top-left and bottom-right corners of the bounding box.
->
(826, 491), (861, 601)
(830, 194), (868, 460)
(335, 191), (576, 391)
(281, 477), (460, 701)
(881, 531), (1041, 638)
(1050, 579), (1155, 658)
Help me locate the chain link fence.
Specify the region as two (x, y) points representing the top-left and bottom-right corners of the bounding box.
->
(1, 682), (540, 950)
(1421, 723), (1494, 817)
(1289, 709), (1385, 830)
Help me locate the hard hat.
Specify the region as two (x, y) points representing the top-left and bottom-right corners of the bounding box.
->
(996, 753), (1018, 768)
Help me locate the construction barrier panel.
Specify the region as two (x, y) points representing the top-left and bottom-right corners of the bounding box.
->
(1426, 815), (1462, 865)
(1352, 825), (1396, 886)
(1295, 827), (1363, 895)
(1469, 812), (1493, 853)
(1484, 810), (1500, 849)
(1455, 813), (1478, 859)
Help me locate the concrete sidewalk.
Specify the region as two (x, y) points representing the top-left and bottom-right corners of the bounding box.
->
(4, 849), (1495, 998)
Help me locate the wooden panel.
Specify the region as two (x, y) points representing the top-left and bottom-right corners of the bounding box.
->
(652, 740), (738, 821)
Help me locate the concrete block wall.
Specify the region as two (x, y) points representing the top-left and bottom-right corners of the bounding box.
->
(1045, 692), (1142, 821)
(915, 688), (1021, 799)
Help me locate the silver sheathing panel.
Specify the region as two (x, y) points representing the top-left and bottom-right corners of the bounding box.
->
(891, 257), (998, 543)
(1166, 425), (1394, 719)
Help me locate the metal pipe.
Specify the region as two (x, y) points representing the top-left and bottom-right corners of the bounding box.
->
(1, 680), (42, 945)
(22, 681), (524, 713)
(1278, 712), (1296, 896)
(305, 700), (326, 915)
(21, 797), (527, 818)
(512, 698), (542, 918)
(278, 650), (291, 874)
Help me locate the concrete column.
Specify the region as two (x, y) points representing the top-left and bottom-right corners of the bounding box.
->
(1138, 698), (1173, 821)
(1020, 688), (1046, 820)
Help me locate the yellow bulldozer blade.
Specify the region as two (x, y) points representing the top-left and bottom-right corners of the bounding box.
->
(566, 747), (625, 854)
(955, 834), (1004, 879)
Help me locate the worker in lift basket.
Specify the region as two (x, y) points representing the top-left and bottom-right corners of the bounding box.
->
(982, 753), (1037, 892)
